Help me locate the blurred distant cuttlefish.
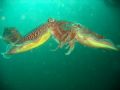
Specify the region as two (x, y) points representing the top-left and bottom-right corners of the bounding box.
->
(1, 18), (120, 58)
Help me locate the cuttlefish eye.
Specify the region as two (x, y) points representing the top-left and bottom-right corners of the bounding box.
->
(48, 18), (55, 23)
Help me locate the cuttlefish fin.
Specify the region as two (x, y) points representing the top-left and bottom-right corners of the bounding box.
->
(93, 33), (104, 39)
(2, 27), (23, 45)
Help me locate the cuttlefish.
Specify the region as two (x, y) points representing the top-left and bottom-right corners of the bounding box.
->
(51, 20), (120, 55)
(74, 24), (119, 51)
(1, 18), (56, 58)
(1, 18), (120, 58)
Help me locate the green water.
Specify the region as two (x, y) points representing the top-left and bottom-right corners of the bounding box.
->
(0, 0), (120, 90)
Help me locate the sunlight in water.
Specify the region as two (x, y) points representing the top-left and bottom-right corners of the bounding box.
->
(21, 15), (26, 20)
(0, 16), (6, 21)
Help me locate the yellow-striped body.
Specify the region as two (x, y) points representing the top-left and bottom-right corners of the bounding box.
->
(86, 37), (118, 50)
(76, 30), (118, 51)
(7, 30), (51, 55)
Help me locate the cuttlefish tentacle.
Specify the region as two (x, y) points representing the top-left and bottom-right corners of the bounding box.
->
(50, 41), (64, 51)
(65, 30), (76, 55)
(65, 40), (75, 55)
(50, 20), (70, 51)
(51, 36), (69, 52)
(51, 21), (77, 55)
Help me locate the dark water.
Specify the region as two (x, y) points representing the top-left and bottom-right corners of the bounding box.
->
(0, 0), (120, 90)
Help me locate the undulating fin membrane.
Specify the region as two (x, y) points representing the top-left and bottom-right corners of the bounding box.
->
(2, 27), (22, 44)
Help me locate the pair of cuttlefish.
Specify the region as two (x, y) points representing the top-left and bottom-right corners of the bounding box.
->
(1, 18), (120, 58)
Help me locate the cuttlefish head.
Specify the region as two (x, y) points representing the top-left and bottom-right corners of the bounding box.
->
(48, 18), (56, 23)
(47, 18), (58, 28)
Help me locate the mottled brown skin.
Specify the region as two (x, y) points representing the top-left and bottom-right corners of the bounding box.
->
(18, 20), (55, 44)
(74, 24), (104, 39)
(49, 20), (78, 54)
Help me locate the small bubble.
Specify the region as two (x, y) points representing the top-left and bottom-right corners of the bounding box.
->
(21, 15), (26, 20)
(42, 61), (46, 65)
(1, 16), (6, 21)
(61, 3), (65, 7)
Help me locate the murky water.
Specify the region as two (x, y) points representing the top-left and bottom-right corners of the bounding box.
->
(0, 0), (120, 90)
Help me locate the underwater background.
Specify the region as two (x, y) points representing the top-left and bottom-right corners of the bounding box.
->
(0, 0), (120, 90)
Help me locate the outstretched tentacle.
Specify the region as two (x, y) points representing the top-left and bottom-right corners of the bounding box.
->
(50, 44), (60, 51)
(1, 45), (12, 59)
(65, 44), (70, 49)
(1, 52), (11, 59)
(51, 41), (66, 51)
(65, 40), (75, 55)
